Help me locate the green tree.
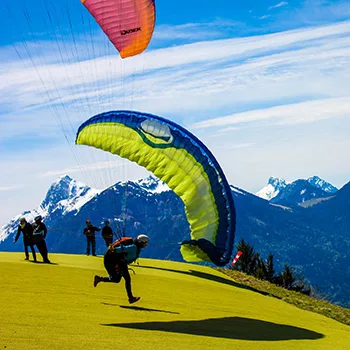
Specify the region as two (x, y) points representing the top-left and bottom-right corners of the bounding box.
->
(234, 238), (258, 275)
(255, 255), (268, 280)
(265, 253), (275, 282)
(281, 264), (295, 289)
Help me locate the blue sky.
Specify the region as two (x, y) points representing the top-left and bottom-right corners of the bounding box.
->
(1, 0), (350, 226)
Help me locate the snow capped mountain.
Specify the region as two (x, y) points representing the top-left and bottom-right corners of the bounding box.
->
(0, 175), (100, 243)
(109, 176), (170, 199)
(256, 177), (288, 200)
(256, 176), (338, 205)
(41, 175), (99, 213)
(271, 179), (330, 206)
(0, 214), (24, 243)
(307, 176), (338, 193)
(0, 175), (171, 243)
(135, 175), (170, 193)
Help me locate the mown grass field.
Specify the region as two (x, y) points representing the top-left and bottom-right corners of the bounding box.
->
(0, 252), (349, 350)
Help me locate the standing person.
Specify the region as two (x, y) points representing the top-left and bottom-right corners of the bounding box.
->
(101, 220), (113, 247)
(13, 217), (36, 262)
(32, 215), (51, 264)
(93, 234), (150, 304)
(83, 220), (100, 256)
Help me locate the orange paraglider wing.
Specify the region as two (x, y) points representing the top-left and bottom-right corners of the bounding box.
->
(81, 0), (155, 58)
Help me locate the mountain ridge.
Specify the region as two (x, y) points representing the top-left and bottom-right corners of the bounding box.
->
(256, 175), (338, 205)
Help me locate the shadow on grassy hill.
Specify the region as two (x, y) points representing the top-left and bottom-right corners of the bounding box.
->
(102, 316), (324, 341)
(137, 265), (273, 298)
(101, 302), (179, 314)
(28, 261), (59, 265)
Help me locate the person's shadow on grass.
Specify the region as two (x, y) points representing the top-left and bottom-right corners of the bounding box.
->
(102, 316), (324, 341)
(28, 261), (58, 265)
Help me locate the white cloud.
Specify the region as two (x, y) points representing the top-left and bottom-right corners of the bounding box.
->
(212, 126), (241, 135)
(259, 15), (271, 20)
(269, 2), (288, 11)
(1, 20), (350, 132)
(221, 143), (255, 150)
(153, 20), (244, 41)
(0, 185), (25, 192)
(192, 97), (350, 129)
(39, 161), (125, 177)
(285, 1), (350, 25)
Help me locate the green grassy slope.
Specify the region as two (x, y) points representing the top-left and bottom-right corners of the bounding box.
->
(219, 268), (350, 326)
(0, 252), (349, 350)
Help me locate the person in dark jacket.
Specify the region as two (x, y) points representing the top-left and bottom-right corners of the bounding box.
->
(93, 234), (150, 304)
(32, 215), (51, 263)
(101, 220), (113, 247)
(83, 220), (101, 256)
(13, 217), (36, 262)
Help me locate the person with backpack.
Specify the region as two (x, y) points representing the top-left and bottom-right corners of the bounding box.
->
(101, 220), (113, 247)
(32, 215), (51, 263)
(93, 234), (150, 304)
(13, 217), (36, 262)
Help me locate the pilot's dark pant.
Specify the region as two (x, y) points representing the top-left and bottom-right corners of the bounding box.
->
(102, 250), (132, 298)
